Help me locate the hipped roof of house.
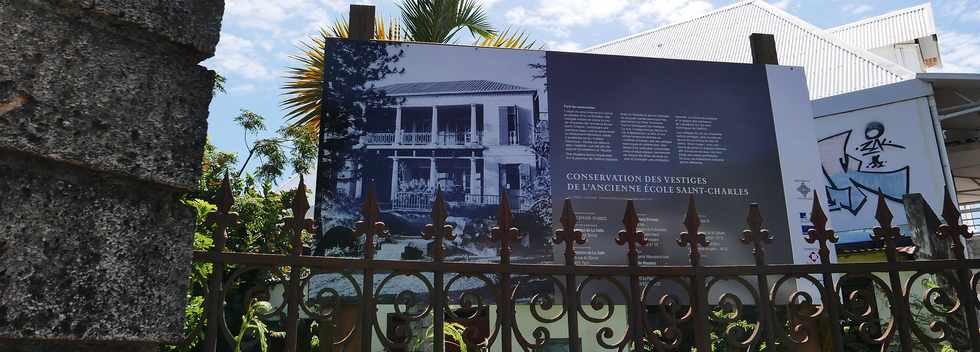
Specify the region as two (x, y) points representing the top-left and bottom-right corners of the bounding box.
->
(378, 80), (536, 97)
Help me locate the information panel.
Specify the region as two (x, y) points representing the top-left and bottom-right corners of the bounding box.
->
(547, 52), (791, 266)
(314, 40), (821, 298)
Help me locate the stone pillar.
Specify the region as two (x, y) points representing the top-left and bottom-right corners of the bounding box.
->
(431, 106), (438, 145)
(394, 106), (402, 145)
(470, 104), (477, 143)
(904, 193), (969, 347)
(470, 155), (479, 196)
(0, 0), (223, 350)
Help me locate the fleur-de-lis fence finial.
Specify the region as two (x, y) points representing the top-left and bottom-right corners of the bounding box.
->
(204, 172), (240, 252)
(423, 188), (455, 262)
(490, 194), (521, 264)
(741, 203), (773, 262)
(616, 200), (648, 266)
(678, 195), (709, 266)
(871, 189), (901, 254)
(553, 198), (586, 264)
(805, 192), (837, 264)
(355, 183), (388, 260)
(937, 189), (973, 260)
(284, 174), (316, 255)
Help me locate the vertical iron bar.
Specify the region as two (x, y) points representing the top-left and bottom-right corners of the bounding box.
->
(204, 174), (238, 352)
(286, 260), (302, 352)
(937, 190), (980, 351)
(805, 193), (844, 352)
(360, 267), (374, 351)
(555, 199), (585, 352)
(285, 175), (316, 352)
(318, 319), (334, 352)
(491, 195), (521, 352)
(423, 190), (453, 352)
(679, 196), (711, 352)
(356, 185), (386, 352)
(205, 260), (225, 352)
(616, 200), (648, 351)
(742, 204), (775, 347)
(872, 191), (914, 351)
(433, 271), (445, 352)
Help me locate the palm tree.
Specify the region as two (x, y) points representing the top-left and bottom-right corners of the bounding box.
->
(281, 0), (536, 130)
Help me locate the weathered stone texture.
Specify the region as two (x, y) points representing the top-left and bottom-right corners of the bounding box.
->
(0, 0), (222, 347)
(44, 0), (225, 58)
(0, 152), (196, 342)
(0, 339), (159, 352)
(0, 0), (215, 191)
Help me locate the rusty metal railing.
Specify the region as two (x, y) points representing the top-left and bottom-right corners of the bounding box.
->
(178, 173), (980, 352)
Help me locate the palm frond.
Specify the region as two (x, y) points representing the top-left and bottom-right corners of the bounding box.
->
(474, 27), (538, 49)
(280, 18), (402, 129)
(399, 0), (494, 43)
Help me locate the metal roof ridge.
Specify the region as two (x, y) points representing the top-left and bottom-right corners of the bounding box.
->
(749, 0), (917, 80)
(825, 3), (933, 33)
(583, 0), (757, 53)
(583, 0), (917, 80)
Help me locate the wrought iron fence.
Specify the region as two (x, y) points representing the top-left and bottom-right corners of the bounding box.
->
(178, 174), (980, 352)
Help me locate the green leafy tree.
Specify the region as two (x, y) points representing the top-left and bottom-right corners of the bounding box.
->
(164, 106), (319, 352)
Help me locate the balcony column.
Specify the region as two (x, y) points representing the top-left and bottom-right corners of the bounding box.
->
(431, 106), (438, 145)
(355, 169), (363, 198)
(390, 156), (399, 201)
(470, 104), (477, 144)
(394, 106), (402, 145)
(429, 156), (437, 191)
(470, 154), (479, 196)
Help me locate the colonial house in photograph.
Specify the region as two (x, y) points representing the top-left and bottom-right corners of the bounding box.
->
(336, 79), (541, 212)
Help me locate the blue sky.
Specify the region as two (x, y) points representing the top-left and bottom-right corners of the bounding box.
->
(203, 0), (980, 181)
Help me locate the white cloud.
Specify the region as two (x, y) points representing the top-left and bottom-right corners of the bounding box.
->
(230, 84), (258, 94)
(474, 0), (501, 9)
(224, 0), (355, 38)
(842, 4), (874, 16)
(966, 9), (980, 22)
(545, 40), (583, 52)
(506, 0), (713, 36)
(937, 30), (980, 73)
(206, 33), (274, 80)
(770, 0), (794, 10)
(936, 0), (980, 23)
(621, 0), (714, 32)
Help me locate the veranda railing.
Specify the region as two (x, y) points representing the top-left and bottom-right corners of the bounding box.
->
(178, 174), (980, 352)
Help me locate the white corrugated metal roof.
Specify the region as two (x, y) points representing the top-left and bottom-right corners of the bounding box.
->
(585, 0), (917, 99)
(827, 4), (936, 51)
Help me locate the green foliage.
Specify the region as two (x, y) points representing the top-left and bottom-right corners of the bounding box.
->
(164, 130), (317, 351)
(214, 72), (227, 95)
(232, 109), (319, 185)
(409, 322), (469, 352)
(234, 300), (278, 352)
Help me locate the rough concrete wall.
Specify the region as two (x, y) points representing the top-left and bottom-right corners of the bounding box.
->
(0, 0), (223, 346)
